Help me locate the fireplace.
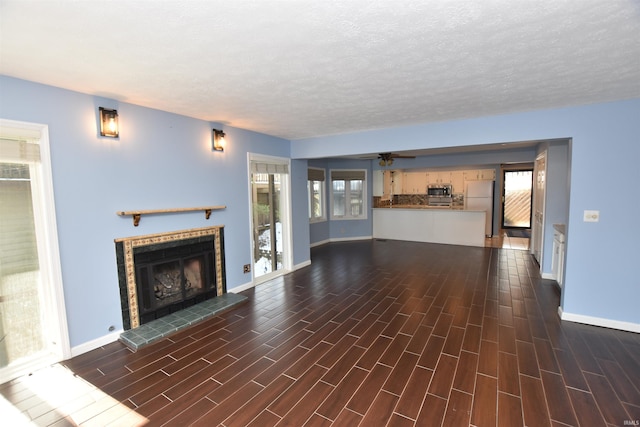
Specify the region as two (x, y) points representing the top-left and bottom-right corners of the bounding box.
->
(115, 226), (225, 330)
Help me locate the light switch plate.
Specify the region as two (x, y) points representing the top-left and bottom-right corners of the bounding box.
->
(583, 210), (600, 222)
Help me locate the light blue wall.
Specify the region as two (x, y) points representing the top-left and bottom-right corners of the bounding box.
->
(537, 141), (571, 274)
(290, 159), (311, 266)
(0, 76), (295, 348)
(371, 146), (536, 171)
(3, 73), (638, 345)
(309, 220), (330, 246)
(293, 99), (640, 327)
(308, 159), (330, 246)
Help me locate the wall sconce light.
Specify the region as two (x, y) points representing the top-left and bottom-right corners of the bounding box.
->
(212, 129), (225, 151)
(99, 107), (119, 138)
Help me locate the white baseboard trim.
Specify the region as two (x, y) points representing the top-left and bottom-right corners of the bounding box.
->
(293, 260), (311, 271)
(228, 280), (255, 294)
(541, 272), (555, 280)
(310, 238), (330, 248)
(229, 262), (310, 292)
(558, 306), (640, 333)
(70, 330), (122, 358)
(311, 236), (373, 248)
(330, 235), (373, 243)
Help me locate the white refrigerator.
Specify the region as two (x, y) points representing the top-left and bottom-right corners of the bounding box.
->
(465, 180), (494, 237)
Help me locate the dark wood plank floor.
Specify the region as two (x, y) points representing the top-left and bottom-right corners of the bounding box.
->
(3, 240), (640, 426)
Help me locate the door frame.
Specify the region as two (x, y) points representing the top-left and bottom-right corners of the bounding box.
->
(0, 119), (70, 384)
(247, 153), (293, 286)
(531, 151), (547, 265)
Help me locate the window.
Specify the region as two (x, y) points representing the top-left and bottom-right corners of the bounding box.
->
(307, 168), (326, 222)
(330, 169), (366, 219)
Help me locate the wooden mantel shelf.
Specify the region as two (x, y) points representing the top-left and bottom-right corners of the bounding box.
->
(117, 205), (226, 226)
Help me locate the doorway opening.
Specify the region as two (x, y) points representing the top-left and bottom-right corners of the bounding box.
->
(249, 155), (292, 284)
(0, 120), (69, 384)
(501, 168), (534, 232)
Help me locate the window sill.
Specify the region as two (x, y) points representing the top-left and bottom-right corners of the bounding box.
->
(330, 216), (368, 221)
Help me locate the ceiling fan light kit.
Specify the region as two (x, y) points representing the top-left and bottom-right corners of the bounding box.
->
(377, 152), (415, 167)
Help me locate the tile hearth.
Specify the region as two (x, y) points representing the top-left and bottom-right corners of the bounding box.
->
(119, 293), (247, 350)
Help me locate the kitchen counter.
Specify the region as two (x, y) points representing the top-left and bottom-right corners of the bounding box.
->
(373, 207), (486, 247)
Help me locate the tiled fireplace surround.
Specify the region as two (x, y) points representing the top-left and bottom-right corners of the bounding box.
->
(115, 226), (246, 350)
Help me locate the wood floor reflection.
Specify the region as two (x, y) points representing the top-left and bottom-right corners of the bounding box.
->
(2, 239), (639, 426)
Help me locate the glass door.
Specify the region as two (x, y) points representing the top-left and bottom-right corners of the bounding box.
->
(0, 121), (68, 384)
(249, 157), (291, 282)
(0, 163), (46, 370)
(502, 169), (533, 229)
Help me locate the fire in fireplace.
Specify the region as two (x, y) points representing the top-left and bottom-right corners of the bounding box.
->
(115, 226), (225, 330)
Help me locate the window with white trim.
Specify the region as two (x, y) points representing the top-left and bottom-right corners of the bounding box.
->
(307, 167), (326, 222)
(330, 169), (366, 219)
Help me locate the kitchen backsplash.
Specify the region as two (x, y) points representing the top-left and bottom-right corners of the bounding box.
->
(373, 194), (465, 208)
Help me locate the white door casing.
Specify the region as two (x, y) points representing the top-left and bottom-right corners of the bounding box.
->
(0, 119), (70, 384)
(531, 151), (547, 266)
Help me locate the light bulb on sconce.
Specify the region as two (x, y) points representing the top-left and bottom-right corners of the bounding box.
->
(108, 118), (117, 134)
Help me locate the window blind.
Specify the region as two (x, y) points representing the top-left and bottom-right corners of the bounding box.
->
(331, 170), (365, 180)
(308, 168), (325, 181)
(250, 161), (289, 174)
(0, 139), (41, 163)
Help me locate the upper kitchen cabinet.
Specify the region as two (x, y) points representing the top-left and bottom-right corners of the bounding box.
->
(403, 171), (428, 194)
(450, 171), (465, 193)
(382, 170), (403, 196)
(464, 169), (496, 181)
(427, 171), (452, 185)
(481, 169), (496, 180)
(382, 167), (496, 195)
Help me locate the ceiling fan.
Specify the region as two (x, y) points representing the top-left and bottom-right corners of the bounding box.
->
(377, 152), (415, 166)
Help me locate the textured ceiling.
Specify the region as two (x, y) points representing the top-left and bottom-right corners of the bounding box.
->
(1, 0), (639, 140)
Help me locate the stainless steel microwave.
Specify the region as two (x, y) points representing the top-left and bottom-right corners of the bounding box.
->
(427, 184), (452, 197)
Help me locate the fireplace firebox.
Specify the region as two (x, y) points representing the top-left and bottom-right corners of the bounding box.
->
(115, 226), (225, 330)
(134, 240), (216, 324)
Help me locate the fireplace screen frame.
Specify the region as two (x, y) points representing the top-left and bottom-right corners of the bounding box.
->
(115, 226), (225, 330)
(135, 240), (215, 323)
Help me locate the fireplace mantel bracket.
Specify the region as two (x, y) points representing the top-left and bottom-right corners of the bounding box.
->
(117, 206), (226, 226)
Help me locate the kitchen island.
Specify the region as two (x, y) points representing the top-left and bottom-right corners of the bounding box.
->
(373, 206), (486, 247)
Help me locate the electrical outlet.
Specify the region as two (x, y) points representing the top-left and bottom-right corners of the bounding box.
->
(583, 210), (600, 222)
(243, 264), (251, 273)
